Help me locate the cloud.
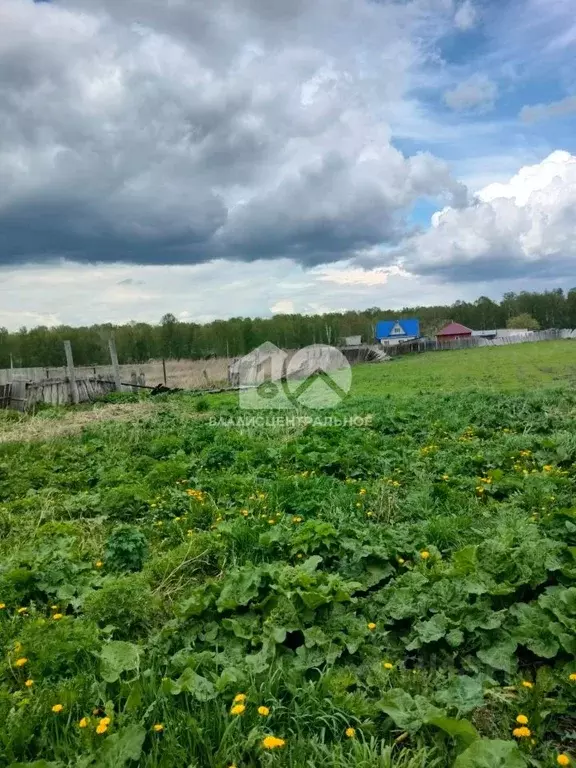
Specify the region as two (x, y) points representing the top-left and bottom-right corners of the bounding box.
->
(520, 95), (576, 123)
(395, 151), (576, 281)
(444, 75), (498, 113)
(0, 0), (465, 269)
(454, 0), (478, 30)
(270, 300), (296, 314)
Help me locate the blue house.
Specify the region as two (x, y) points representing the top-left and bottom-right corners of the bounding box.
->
(375, 318), (420, 346)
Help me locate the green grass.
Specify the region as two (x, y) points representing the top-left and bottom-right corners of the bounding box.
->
(351, 340), (576, 396)
(1, 342), (576, 767)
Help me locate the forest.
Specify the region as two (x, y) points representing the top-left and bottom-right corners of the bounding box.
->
(1, 288), (575, 368)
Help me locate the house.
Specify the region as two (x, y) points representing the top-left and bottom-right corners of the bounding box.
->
(375, 318), (420, 347)
(436, 322), (473, 342)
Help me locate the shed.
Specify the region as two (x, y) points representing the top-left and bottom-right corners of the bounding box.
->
(375, 318), (420, 346)
(436, 322), (473, 342)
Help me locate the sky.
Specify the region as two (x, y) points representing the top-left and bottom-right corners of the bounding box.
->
(1, 0), (576, 330)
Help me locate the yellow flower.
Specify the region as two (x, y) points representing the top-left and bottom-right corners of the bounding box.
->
(96, 723), (108, 735)
(95, 561), (103, 568)
(258, 706), (270, 716)
(233, 693), (247, 703)
(476, 485), (485, 493)
(17, 607), (28, 614)
(516, 714), (529, 725)
(521, 680), (534, 689)
(25, 679), (33, 688)
(557, 755), (571, 766)
(230, 703), (246, 716)
(52, 613), (63, 620)
(153, 723), (164, 732)
(442, 475), (449, 481)
(100, 717), (111, 726)
(569, 673), (576, 681)
(420, 550), (430, 560)
(345, 727), (356, 738)
(52, 704), (64, 713)
(367, 622), (377, 631)
(543, 465), (553, 472)
(14, 657), (28, 668)
(79, 717), (89, 728)
(0, 603), (5, 609)
(397, 557), (405, 564)
(512, 726), (531, 738)
(383, 662), (394, 670)
(261, 736), (285, 750)
(359, 488), (366, 495)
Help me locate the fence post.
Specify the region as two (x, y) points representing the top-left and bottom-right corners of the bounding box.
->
(108, 337), (122, 392)
(63, 340), (79, 405)
(130, 372), (138, 393)
(162, 358), (167, 386)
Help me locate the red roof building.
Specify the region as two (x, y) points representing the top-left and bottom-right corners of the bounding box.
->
(436, 322), (473, 342)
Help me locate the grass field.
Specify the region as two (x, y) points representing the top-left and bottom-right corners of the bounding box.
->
(1, 341), (576, 767)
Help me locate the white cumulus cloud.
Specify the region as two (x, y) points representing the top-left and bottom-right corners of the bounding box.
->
(399, 150), (576, 280)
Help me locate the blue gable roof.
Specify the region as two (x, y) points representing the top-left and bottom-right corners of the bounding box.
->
(375, 318), (420, 340)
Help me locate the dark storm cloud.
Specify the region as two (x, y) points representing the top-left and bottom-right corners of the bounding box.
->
(0, 0), (466, 269)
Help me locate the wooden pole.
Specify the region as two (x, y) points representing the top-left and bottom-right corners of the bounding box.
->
(162, 358), (167, 385)
(130, 372), (138, 393)
(108, 337), (122, 392)
(63, 340), (79, 405)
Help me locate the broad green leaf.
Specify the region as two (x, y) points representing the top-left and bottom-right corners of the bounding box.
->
(453, 739), (527, 768)
(94, 724), (146, 768)
(217, 567), (262, 611)
(427, 715), (479, 747)
(171, 668), (217, 701)
(435, 676), (485, 715)
(378, 689), (442, 733)
(477, 638), (517, 673)
(100, 641), (140, 683)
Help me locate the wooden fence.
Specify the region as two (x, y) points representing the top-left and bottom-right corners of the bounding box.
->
(0, 377), (117, 412)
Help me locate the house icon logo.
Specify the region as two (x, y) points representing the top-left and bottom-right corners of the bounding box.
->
(237, 342), (352, 410)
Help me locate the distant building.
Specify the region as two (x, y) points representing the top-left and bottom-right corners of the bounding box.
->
(472, 329), (528, 339)
(375, 318), (420, 347)
(341, 335), (362, 347)
(436, 322), (473, 342)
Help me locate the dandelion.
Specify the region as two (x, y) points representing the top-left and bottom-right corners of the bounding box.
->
(442, 475), (449, 481)
(96, 723), (108, 735)
(512, 726), (531, 738)
(0, 603), (5, 609)
(516, 714), (529, 725)
(420, 550), (430, 560)
(476, 486), (485, 494)
(95, 561), (103, 568)
(543, 465), (553, 472)
(383, 662), (394, 670)
(292, 516), (303, 523)
(261, 736), (285, 750)
(100, 717), (111, 726)
(367, 622), (377, 631)
(25, 679), (33, 688)
(557, 755), (571, 766)
(397, 557), (405, 564)
(52, 613), (63, 620)
(345, 727), (356, 738)
(79, 717), (89, 728)
(569, 673), (576, 681)
(17, 607), (27, 614)
(258, 706), (270, 716)
(51, 605), (58, 610)
(52, 704), (64, 713)
(230, 703), (246, 716)
(521, 680), (534, 689)
(153, 723), (164, 732)
(359, 488), (366, 495)
(14, 657), (28, 668)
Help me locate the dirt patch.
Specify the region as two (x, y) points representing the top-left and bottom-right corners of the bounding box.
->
(0, 401), (158, 444)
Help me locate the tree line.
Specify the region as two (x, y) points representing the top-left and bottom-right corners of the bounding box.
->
(1, 288), (575, 369)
